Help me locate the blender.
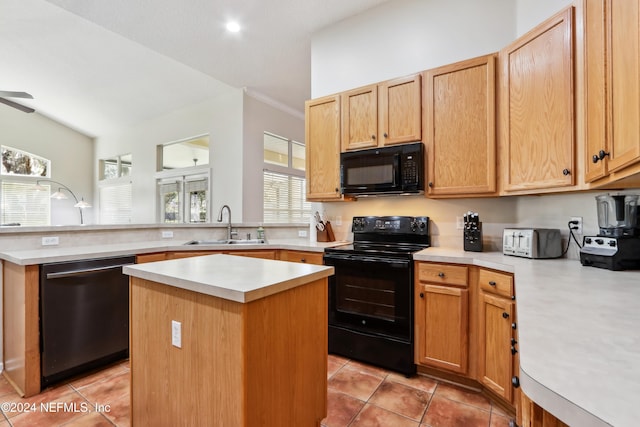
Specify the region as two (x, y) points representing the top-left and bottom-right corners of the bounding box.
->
(580, 193), (640, 270)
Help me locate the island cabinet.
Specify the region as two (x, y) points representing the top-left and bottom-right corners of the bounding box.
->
(126, 254), (332, 427)
(583, 0), (640, 186)
(519, 392), (569, 427)
(414, 262), (469, 374)
(499, 7), (576, 194)
(477, 268), (517, 404)
(423, 54), (497, 197)
(305, 94), (342, 201)
(341, 74), (421, 151)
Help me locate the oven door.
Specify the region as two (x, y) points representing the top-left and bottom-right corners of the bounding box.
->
(324, 252), (413, 341)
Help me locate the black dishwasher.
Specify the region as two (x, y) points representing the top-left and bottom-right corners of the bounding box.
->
(40, 255), (134, 388)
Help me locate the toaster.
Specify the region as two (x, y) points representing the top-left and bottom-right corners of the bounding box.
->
(502, 228), (563, 259)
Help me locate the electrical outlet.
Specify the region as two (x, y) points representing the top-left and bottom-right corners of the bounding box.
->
(298, 229), (308, 238)
(570, 216), (583, 234)
(162, 230), (174, 238)
(42, 236), (59, 246)
(171, 320), (182, 348)
(456, 216), (464, 230)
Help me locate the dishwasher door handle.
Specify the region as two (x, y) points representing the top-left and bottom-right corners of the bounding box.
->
(46, 263), (134, 280)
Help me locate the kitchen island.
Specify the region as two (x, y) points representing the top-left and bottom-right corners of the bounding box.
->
(123, 254), (334, 426)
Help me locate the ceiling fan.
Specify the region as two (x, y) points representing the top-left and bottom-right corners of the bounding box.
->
(0, 91), (35, 113)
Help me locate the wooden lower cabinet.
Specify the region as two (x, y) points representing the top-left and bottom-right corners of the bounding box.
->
(415, 262), (519, 416)
(520, 392), (569, 427)
(414, 263), (469, 374)
(278, 250), (324, 265)
(227, 250), (277, 259)
(415, 283), (469, 373)
(136, 252), (168, 263)
(478, 291), (515, 402)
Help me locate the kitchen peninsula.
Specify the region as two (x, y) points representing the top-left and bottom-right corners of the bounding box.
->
(123, 254), (334, 426)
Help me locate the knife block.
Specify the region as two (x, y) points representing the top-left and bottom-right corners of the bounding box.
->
(464, 222), (483, 252)
(317, 222), (336, 242)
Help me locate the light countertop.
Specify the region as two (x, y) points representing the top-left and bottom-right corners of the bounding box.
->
(0, 239), (347, 265)
(123, 253), (334, 303)
(414, 248), (639, 427)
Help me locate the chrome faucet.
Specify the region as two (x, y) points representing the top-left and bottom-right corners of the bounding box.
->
(217, 204), (236, 240)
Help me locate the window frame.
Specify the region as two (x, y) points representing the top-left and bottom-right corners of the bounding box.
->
(155, 166), (211, 224)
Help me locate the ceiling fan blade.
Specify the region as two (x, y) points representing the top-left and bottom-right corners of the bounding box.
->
(0, 97), (35, 113)
(0, 91), (33, 99)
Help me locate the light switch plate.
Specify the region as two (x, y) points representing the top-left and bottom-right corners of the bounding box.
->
(171, 320), (182, 348)
(162, 231), (174, 238)
(298, 230), (308, 237)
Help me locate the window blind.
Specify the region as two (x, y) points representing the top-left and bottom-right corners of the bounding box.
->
(263, 170), (311, 223)
(99, 183), (132, 224)
(1, 181), (50, 226)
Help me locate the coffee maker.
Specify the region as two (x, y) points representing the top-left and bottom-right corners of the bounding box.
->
(580, 193), (640, 270)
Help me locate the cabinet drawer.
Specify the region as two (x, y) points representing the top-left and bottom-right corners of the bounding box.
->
(417, 263), (468, 287)
(279, 250), (324, 265)
(479, 269), (514, 298)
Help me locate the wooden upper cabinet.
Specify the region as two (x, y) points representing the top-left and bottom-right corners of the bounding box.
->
(424, 54), (497, 196)
(342, 74), (421, 151)
(379, 74), (422, 146)
(584, 0), (640, 184)
(305, 95), (342, 201)
(499, 7), (575, 193)
(342, 85), (379, 151)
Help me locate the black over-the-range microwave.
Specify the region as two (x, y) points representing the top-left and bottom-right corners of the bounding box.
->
(340, 142), (424, 197)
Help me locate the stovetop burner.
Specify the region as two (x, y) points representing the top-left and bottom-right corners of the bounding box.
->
(325, 216), (430, 258)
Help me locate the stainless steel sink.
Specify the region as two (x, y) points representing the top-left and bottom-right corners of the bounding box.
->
(183, 238), (266, 245)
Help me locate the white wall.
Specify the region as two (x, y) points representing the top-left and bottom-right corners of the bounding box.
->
(94, 88), (245, 223)
(0, 106), (94, 225)
(312, 0), (516, 98)
(242, 93), (305, 222)
(516, 0), (573, 36)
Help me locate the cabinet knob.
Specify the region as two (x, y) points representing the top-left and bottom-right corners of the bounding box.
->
(383, 132), (388, 138)
(511, 338), (518, 345)
(335, 188), (340, 193)
(371, 134), (376, 140)
(562, 168), (571, 176)
(438, 272), (445, 278)
(428, 182), (433, 187)
(419, 292), (424, 298)
(511, 346), (518, 355)
(512, 376), (520, 388)
(592, 149), (610, 163)
(502, 312), (510, 319)
(489, 281), (496, 286)
(300, 258), (307, 263)
(512, 322), (517, 330)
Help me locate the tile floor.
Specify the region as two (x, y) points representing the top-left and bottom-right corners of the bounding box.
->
(0, 355), (513, 426)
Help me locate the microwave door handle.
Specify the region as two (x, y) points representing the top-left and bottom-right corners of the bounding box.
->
(393, 153), (401, 186)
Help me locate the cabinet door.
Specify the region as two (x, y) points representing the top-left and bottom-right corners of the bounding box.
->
(583, 0), (609, 182)
(479, 291), (514, 401)
(424, 55), (496, 196)
(500, 7), (575, 192)
(341, 84), (378, 151)
(607, 0), (640, 172)
(305, 95), (342, 201)
(415, 283), (469, 374)
(379, 74), (422, 146)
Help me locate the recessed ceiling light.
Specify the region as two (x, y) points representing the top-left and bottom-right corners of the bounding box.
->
(226, 21), (241, 33)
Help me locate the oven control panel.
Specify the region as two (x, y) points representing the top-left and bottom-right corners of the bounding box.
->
(352, 216), (429, 234)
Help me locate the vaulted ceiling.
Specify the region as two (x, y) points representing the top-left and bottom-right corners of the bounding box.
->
(0, 0), (390, 137)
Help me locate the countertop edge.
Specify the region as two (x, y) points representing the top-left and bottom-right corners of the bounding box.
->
(123, 255), (334, 303)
